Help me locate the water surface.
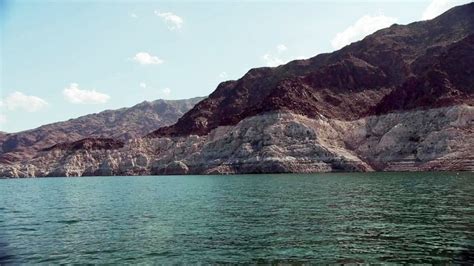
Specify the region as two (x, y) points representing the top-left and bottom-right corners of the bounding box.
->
(1, 172), (473, 263)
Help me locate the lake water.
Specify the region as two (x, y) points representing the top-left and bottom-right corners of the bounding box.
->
(0, 172), (473, 263)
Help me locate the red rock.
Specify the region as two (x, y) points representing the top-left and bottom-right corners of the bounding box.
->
(149, 3), (473, 137)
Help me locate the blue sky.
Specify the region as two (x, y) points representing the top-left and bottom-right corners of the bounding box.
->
(0, 0), (471, 132)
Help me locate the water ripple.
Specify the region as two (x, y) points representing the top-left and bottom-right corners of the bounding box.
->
(0, 172), (473, 263)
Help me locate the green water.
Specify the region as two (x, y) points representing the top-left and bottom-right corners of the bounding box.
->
(0, 172), (473, 263)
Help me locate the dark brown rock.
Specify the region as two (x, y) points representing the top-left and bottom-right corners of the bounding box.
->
(42, 138), (124, 152)
(149, 3), (473, 137)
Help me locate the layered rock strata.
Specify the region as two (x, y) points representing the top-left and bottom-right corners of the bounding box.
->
(1, 104), (471, 177)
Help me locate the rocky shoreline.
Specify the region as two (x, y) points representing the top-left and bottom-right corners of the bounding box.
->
(2, 104), (471, 178)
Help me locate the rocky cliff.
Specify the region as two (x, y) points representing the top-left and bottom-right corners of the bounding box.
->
(2, 105), (472, 177)
(1, 3), (473, 178)
(0, 97), (203, 164)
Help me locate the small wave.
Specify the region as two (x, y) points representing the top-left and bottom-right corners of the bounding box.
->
(57, 219), (81, 225)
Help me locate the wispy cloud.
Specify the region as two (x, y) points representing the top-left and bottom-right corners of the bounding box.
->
(421, 0), (471, 20)
(276, 44), (288, 53)
(155, 11), (184, 30)
(294, 55), (308, 60)
(262, 54), (285, 67)
(132, 52), (163, 65)
(63, 83), (110, 104)
(262, 44), (289, 67)
(161, 88), (171, 96)
(2, 91), (48, 112)
(219, 72), (228, 79)
(0, 114), (6, 125)
(331, 14), (397, 50)
(139, 82), (147, 88)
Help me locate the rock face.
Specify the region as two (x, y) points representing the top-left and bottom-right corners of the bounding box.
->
(0, 3), (473, 178)
(0, 97), (204, 163)
(42, 138), (125, 152)
(1, 105), (472, 177)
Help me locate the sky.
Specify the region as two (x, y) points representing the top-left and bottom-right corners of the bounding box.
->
(0, 0), (471, 133)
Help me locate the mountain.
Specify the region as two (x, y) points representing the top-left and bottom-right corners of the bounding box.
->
(150, 3), (473, 137)
(0, 97), (204, 163)
(1, 3), (473, 177)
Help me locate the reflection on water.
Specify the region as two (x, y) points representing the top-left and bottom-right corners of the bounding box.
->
(0, 172), (473, 263)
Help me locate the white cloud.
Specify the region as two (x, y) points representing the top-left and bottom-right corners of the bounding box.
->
(130, 13), (138, 18)
(421, 0), (470, 20)
(3, 91), (48, 112)
(262, 53), (285, 67)
(276, 44), (288, 53)
(161, 88), (171, 96)
(132, 52), (163, 65)
(261, 44), (291, 67)
(139, 82), (147, 88)
(295, 55), (308, 60)
(331, 14), (397, 50)
(219, 72), (228, 79)
(0, 114), (6, 124)
(155, 11), (184, 30)
(63, 83), (110, 104)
